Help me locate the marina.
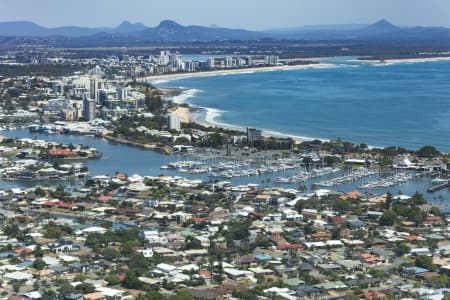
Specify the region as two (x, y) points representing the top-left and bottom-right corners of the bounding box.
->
(0, 129), (449, 202)
(275, 167), (341, 183)
(358, 172), (414, 189)
(314, 169), (379, 187)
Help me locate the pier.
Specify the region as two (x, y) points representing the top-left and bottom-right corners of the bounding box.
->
(427, 182), (450, 193)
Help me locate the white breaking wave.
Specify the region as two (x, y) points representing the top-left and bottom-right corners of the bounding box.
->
(150, 79), (171, 85)
(372, 63), (394, 67)
(367, 57), (450, 67)
(170, 88), (201, 104)
(203, 108), (243, 131)
(204, 107), (225, 125)
(200, 107), (320, 142)
(262, 129), (318, 142)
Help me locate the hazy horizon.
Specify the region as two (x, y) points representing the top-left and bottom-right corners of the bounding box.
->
(1, 0), (449, 30)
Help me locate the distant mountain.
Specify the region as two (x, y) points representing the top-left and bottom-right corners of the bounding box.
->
(266, 23), (367, 35)
(0, 21), (49, 36)
(357, 19), (400, 36)
(0, 19), (262, 41)
(356, 20), (450, 40)
(0, 19), (449, 42)
(265, 19), (450, 41)
(115, 21), (148, 33)
(136, 20), (263, 41)
(0, 21), (148, 37)
(263, 20), (399, 40)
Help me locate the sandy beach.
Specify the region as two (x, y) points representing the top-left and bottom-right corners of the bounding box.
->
(185, 105), (315, 144)
(170, 106), (190, 123)
(153, 63), (335, 143)
(158, 55), (450, 145)
(138, 62), (335, 82)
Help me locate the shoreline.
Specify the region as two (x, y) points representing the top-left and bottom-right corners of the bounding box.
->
(103, 135), (158, 149)
(358, 56), (450, 64)
(187, 104), (318, 144)
(161, 55), (450, 149)
(138, 62), (335, 82)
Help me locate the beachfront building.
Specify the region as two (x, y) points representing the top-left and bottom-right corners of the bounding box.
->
(247, 127), (263, 144)
(225, 56), (233, 68)
(247, 56), (253, 66)
(207, 57), (215, 69)
(265, 55), (279, 65)
(167, 113), (181, 131)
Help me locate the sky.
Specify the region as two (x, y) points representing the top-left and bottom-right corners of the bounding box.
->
(1, 0), (449, 30)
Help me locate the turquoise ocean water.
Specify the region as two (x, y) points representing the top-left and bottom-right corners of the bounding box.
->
(157, 57), (450, 152)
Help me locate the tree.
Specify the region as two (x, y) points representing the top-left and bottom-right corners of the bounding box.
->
(394, 243), (410, 256)
(4, 224), (25, 241)
(33, 244), (44, 258)
(385, 192), (393, 210)
(136, 294), (148, 300)
(333, 199), (350, 213)
(168, 289), (194, 300)
(410, 192), (427, 206)
(379, 210), (397, 226)
(146, 290), (166, 300)
(34, 187), (46, 197)
(232, 289), (259, 300)
(122, 270), (142, 289)
(55, 279), (76, 295)
(44, 221), (73, 239)
(415, 255), (436, 271)
(103, 247), (120, 261)
(324, 155), (340, 166)
(105, 275), (122, 286)
(42, 289), (57, 298)
(12, 281), (22, 293)
(417, 145), (440, 158)
(427, 274), (450, 288)
(145, 92), (163, 113)
(430, 207), (442, 217)
(75, 282), (96, 294)
(32, 258), (47, 270)
(225, 220), (251, 242)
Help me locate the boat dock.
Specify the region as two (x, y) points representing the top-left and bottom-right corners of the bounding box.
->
(427, 182), (450, 193)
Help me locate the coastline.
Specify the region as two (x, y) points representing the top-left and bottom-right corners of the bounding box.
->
(187, 104), (317, 143)
(152, 62), (333, 143)
(161, 55), (450, 148)
(139, 62), (335, 82)
(358, 56), (450, 64)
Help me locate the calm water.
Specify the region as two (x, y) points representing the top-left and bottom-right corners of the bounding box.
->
(159, 57), (450, 152)
(1, 129), (449, 202)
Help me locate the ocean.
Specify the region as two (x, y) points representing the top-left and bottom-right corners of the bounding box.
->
(157, 57), (450, 152)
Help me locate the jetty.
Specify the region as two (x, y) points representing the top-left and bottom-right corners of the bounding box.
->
(427, 182), (450, 193)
